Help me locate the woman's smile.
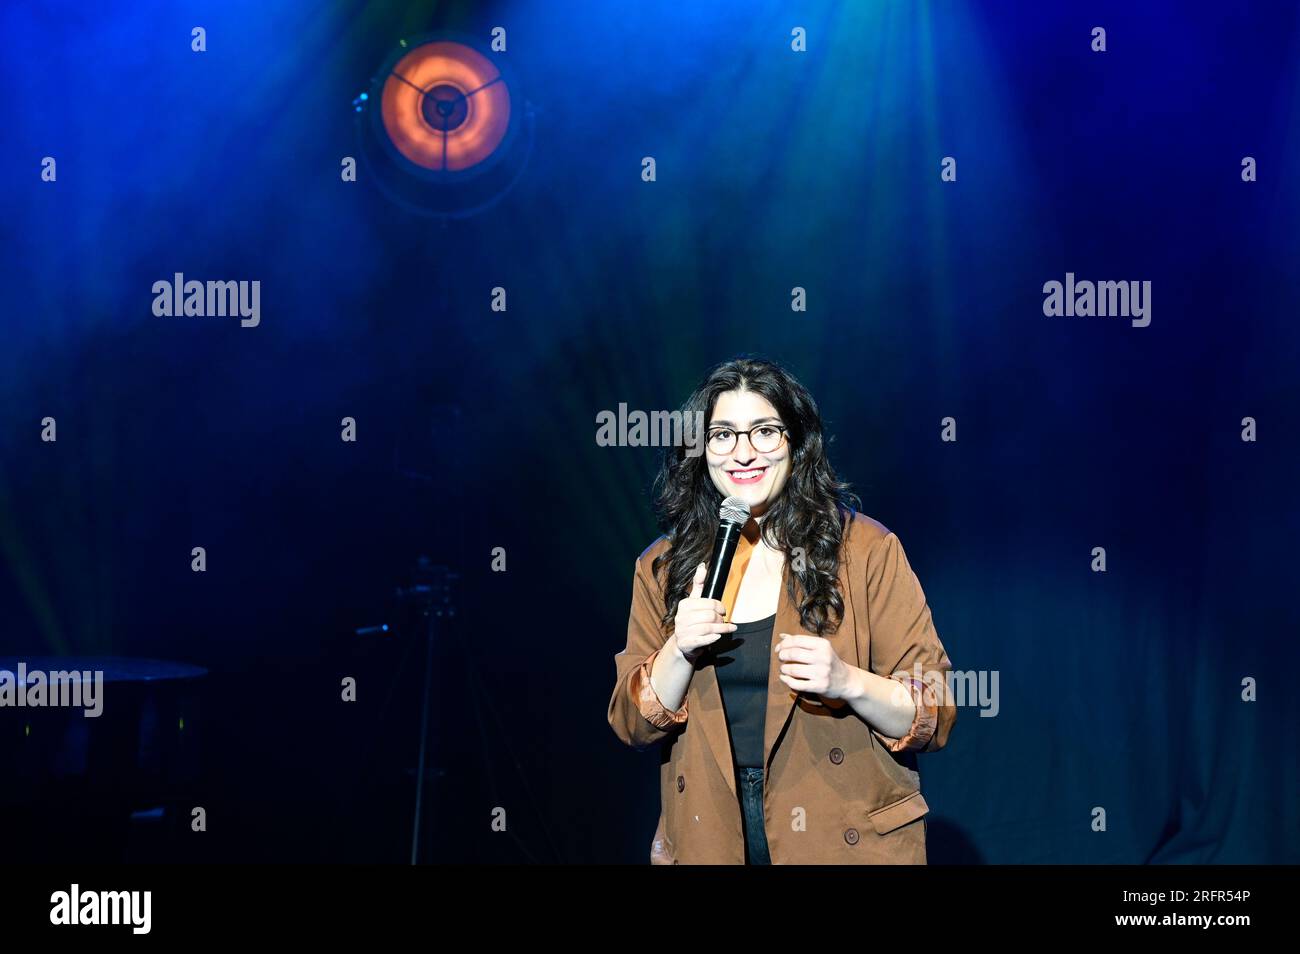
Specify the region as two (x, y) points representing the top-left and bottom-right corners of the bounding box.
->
(726, 466), (768, 484)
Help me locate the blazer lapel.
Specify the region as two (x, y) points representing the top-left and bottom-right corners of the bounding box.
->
(689, 663), (737, 798)
(763, 556), (857, 771)
(688, 533), (755, 800)
(764, 559), (803, 771)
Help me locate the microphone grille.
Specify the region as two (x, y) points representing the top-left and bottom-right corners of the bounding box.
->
(719, 496), (751, 526)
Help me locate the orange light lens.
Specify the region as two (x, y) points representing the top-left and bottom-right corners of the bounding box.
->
(380, 41), (511, 172)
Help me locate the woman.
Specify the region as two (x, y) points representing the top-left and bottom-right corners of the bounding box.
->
(607, 357), (957, 864)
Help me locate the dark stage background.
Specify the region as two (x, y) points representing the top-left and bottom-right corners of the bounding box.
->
(1, 0), (1297, 864)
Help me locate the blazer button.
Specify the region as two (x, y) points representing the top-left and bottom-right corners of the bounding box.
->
(677, 775), (685, 793)
(844, 827), (859, 845)
(829, 747), (844, 764)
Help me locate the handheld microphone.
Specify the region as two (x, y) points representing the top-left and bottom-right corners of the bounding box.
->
(703, 496), (752, 603)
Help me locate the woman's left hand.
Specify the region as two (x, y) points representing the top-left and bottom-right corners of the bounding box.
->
(775, 633), (857, 700)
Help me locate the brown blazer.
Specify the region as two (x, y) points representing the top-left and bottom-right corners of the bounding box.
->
(607, 510), (957, 864)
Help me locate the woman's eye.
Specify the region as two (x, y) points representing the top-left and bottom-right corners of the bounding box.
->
(756, 426), (777, 438)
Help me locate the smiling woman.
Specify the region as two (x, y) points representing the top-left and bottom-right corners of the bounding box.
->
(704, 407), (790, 500)
(607, 356), (957, 864)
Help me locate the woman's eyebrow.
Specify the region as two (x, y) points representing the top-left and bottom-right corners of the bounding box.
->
(708, 416), (782, 427)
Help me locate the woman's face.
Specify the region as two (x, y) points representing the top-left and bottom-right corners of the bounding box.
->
(705, 388), (792, 520)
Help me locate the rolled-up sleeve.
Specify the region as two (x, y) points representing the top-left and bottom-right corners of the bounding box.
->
(865, 531), (956, 754)
(608, 552), (689, 750)
(629, 647), (689, 728)
(871, 674), (939, 752)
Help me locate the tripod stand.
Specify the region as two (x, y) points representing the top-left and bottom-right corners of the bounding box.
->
(393, 558), (458, 865)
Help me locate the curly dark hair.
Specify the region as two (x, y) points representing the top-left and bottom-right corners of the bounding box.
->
(651, 356), (860, 637)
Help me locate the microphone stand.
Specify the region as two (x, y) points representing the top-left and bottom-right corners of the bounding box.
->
(393, 559), (458, 865)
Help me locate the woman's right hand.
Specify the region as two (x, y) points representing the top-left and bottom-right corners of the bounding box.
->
(672, 563), (738, 662)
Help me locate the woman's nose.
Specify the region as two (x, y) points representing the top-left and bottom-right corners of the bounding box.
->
(732, 433), (759, 461)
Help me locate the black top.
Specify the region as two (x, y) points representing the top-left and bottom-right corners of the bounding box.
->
(712, 612), (776, 769)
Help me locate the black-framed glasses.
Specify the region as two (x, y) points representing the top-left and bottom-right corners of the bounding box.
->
(705, 424), (788, 455)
